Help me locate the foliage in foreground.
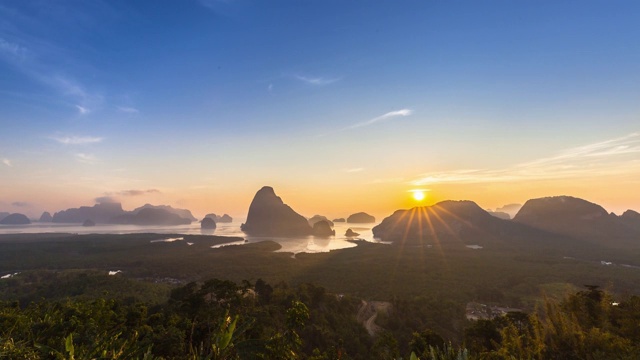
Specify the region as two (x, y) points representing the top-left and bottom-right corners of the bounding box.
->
(1, 278), (640, 359)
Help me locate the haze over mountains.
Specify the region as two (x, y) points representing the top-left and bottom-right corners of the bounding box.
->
(2, 186), (640, 251)
(45, 201), (199, 226)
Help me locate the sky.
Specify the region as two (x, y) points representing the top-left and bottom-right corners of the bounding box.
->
(1, 0), (640, 220)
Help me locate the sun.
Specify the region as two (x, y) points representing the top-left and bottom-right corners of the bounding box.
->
(412, 190), (425, 201)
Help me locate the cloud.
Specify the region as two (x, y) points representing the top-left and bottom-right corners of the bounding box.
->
(95, 196), (118, 204)
(295, 75), (341, 86)
(412, 132), (640, 186)
(11, 201), (30, 207)
(75, 153), (97, 164)
(52, 135), (103, 145)
(117, 106), (139, 114)
(2, 158), (12, 167)
(268, 84), (274, 92)
(345, 167), (364, 173)
(115, 189), (161, 196)
(344, 109), (413, 131)
(0, 30), (103, 114)
(0, 37), (27, 59)
(75, 105), (90, 115)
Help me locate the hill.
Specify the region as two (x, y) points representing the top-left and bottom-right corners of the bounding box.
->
(513, 196), (640, 247)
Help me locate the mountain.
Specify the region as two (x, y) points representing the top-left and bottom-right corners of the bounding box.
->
(487, 211), (510, 220)
(620, 210), (640, 231)
(308, 215), (334, 227)
(204, 213), (233, 223)
(53, 202), (126, 224)
(495, 203), (522, 218)
(111, 208), (191, 226)
(347, 212), (375, 223)
(241, 186), (312, 236)
(0, 212), (9, 222)
(512, 196), (639, 244)
(201, 217), (217, 229)
(39, 212), (53, 222)
(0, 213), (31, 225)
(312, 220), (335, 237)
(133, 204), (197, 222)
(372, 200), (567, 247)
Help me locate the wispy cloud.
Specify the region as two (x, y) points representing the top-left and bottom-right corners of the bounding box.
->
(11, 201), (30, 207)
(52, 135), (103, 145)
(295, 75), (341, 86)
(75, 104), (90, 115)
(345, 167), (364, 173)
(0, 37), (27, 59)
(0, 21), (103, 114)
(114, 189), (161, 196)
(2, 158), (12, 167)
(117, 106), (139, 114)
(412, 132), (640, 186)
(344, 109), (413, 131)
(75, 153), (97, 164)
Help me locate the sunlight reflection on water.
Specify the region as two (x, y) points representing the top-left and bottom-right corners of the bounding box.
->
(0, 221), (384, 254)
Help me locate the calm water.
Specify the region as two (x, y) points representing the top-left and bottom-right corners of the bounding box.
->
(0, 221), (383, 254)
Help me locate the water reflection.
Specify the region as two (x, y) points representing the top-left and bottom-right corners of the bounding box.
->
(0, 220), (385, 254)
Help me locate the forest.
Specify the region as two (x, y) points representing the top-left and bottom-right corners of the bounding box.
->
(2, 274), (640, 359)
(1, 233), (640, 359)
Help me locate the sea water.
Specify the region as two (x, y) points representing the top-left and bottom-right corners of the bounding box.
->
(0, 221), (382, 254)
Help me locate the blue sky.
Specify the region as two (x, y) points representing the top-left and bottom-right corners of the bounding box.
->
(1, 0), (639, 218)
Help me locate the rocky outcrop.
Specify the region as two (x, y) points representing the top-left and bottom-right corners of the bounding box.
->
(333, 218), (346, 223)
(0, 213), (31, 225)
(39, 212), (53, 222)
(241, 186), (312, 236)
(53, 202), (125, 224)
(308, 215), (334, 227)
(111, 208), (191, 226)
(347, 212), (375, 223)
(205, 213), (233, 223)
(82, 219), (96, 227)
(312, 220), (335, 237)
(345, 228), (360, 237)
(201, 217), (217, 229)
(133, 204), (197, 222)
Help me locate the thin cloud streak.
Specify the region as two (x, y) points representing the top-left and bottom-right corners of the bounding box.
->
(344, 109), (413, 131)
(345, 167), (364, 173)
(0, 37), (27, 58)
(295, 75), (341, 86)
(0, 29), (102, 113)
(2, 158), (12, 167)
(412, 132), (640, 186)
(117, 106), (139, 114)
(115, 189), (161, 196)
(52, 135), (103, 145)
(75, 153), (97, 164)
(76, 105), (90, 115)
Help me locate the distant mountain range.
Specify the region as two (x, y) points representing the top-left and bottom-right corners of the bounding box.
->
(50, 202), (195, 226)
(372, 196), (640, 249)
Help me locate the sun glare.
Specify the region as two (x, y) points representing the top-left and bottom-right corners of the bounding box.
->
(412, 190), (425, 201)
